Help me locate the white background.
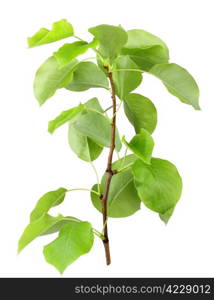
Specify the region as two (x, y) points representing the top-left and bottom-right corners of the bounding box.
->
(0, 0), (214, 277)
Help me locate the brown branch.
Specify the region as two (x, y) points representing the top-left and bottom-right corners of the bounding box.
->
(100, 67), (117, 265)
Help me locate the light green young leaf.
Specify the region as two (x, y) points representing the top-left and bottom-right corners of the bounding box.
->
(122, 45), (169, 71)
(88, 24), (128, 62)
(68, 125), (103, 162)
(66, 62), (109, 91)
(124, 93), (157, 134)
(48, 104), (84, 133)
(150, 63), (200, 110)
(159, 207), (175, 224)
(18, 214), (64, 253)
(28, 19), (74, 48)
(122, 128), (154, 164)
(91, 155), (140, 218)
(54, 40), (98, 67)
(132, 158), (182, 214)
(113, 55), (142, 99)
(43, 222), (94, 273)
(30, 188), (67, 222)
(34, 56), (77, 105)
(72, 110), (122, 151)
(124, 29), (169, 56)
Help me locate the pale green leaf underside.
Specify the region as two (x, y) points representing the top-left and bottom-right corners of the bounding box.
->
(30, 187), (67, 222)
(18, 214), (78, 253)
(159, 207), (175, 224)
(150, 63), (200, 110)
(72, 110), (122, 151)
(124, 29), (169, 57)
(113, 55), (142, 99)
(28, 19), (74, 48)
(48, 104), (84, 133)
(91, 155), (141, 217)
(34, 56), (77, 105)
(66, 62), (109, 91)
(68, 125), (103, 162)
(18, 214), (62, 252)
(84, 97), (103, 113)
(132, 158), (182, 214)
(67, 98), (104, 162)
(122, 128), (154, 164)
(89, 24), (128, 61)
(43, 222), (94, 273)
(122, 46), (169, 71)
(124, 93), (157, 134)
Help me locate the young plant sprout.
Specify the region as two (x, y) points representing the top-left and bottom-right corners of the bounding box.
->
(18, 20), (200, 273)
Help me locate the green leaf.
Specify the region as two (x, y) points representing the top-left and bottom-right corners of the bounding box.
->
(132, 158), (182, 214)
(124, 93), (157, 134)
(84, 97), (103, 113)
(43, 222), (94, 273)
(122, 128), (154, 164)
(91, 155), (141, 218)
(159, 207), (174, 224)
(34, 56), (77, 105)
(88, 24), (128, 62)
(72, 110), (122, 151)
(48, 104), (84, 134)
(113, 55), (142, 99)
(150, 63), (200, 110)
(121, 46), (169, 71)
(68, 125), (103, 162)
(28, 19), (74, 48)
(124, 29), (169, 56)
(67, 98), (104, 162)
(18, 214), (64, 253)
(30, 188), (67, 222)
(121, 29), (169, 71)
(113, 154), (138, 171)
(54, 40), (97, 67)
(41, 217), (79, 235)
(66, 62), (109, 91)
